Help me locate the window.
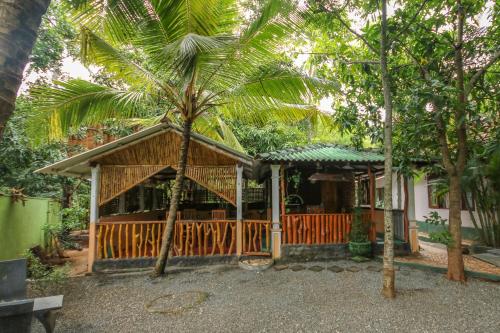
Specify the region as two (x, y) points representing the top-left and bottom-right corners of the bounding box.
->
(427, 179), (448, 209)
(427, 176), (474, 211)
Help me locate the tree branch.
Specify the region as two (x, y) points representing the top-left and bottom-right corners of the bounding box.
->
(465, 49), (500, 96)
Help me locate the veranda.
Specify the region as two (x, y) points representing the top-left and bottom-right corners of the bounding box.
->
(38, 125), (418, 271)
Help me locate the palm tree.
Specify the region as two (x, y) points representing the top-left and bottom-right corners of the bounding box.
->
(34, 0), (323, 275)
(0, 0), (51, 138)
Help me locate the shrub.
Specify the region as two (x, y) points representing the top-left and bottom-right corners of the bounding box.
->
(349, 208), (369, 242)
(23, 249), (68, 293)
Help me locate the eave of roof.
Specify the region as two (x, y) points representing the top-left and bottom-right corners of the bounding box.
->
(256, 143), (385, 164)
(36, 123), (253, 178)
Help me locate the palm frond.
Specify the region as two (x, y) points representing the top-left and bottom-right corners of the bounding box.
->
(32, 80), (155, 139)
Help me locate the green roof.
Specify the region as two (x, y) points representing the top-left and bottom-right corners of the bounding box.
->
(257, 144), (384, 164)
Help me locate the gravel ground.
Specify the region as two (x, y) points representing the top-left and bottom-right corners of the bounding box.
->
(32, 260), (500, 333)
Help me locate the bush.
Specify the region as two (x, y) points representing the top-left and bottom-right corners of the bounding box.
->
(349, 208), (369, 242)
(424, 211), (454, 247)
(23, 249), (68, 293)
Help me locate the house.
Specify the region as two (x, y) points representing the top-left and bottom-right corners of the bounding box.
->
(37, 125), (419, 272)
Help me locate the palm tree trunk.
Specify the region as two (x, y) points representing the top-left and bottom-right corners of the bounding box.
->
(380, 0), (395, 299)
(0, 0), (51, 138)
(154, 119), (193, 275)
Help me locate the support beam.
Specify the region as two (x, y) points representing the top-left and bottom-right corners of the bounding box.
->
(271, 164), (282, 259)
(236, 164), (243, 255)
(406, 176), (419, 253)
(368, 166), (376, 241)
(88, 165), (100, 273)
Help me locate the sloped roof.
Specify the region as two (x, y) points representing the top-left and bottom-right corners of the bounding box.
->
(256, 143), (384, 164)
(36, 123), (253, 178)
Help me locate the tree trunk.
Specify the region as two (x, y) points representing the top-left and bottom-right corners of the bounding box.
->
(0, 0), (51, 138)
(380, 0), (395, 299)
(446, 0), (466, 281)
(447, 174), (465, 281)
(154, 119), (193, 275)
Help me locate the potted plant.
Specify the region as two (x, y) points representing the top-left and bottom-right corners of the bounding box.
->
(348, 209), (372, 259)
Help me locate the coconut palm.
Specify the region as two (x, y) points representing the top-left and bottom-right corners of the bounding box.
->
(33, 0), (324, 275)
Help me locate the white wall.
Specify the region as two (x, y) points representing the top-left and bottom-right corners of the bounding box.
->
(414, 177), (477, 228)
(376, 173), (477, 228)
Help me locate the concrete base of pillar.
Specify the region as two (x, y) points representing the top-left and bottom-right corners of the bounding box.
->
(409, 220), (419, 254)
(271, 228), (282, 259)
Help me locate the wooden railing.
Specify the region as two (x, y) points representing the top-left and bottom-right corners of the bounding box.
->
(173, 220), (236, 256)
(282, 213), (356, 245)
(242, 220), (271, 255)
(96, 220), (237, 259)
(96, 221), (165, 259)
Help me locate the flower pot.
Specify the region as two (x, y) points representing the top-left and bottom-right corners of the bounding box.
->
(348, 241), (372, 257)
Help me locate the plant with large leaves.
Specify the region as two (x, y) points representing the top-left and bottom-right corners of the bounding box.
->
(33, 0), (323, 275)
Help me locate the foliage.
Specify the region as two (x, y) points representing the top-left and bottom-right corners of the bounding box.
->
(29, 0), (77, 74)
(424, 212), (454, 247)
(349, 208), (369, 243)
(227, 119), (308, 156)
(0, 97), (72, 197)
(23, 249), (69, 293)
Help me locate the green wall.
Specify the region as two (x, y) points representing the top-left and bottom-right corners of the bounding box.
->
(0, 195), (61, 260)
(417, 221), (479, 242)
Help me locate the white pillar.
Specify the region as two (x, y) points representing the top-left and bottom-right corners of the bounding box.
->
(236, 164), (243, 255)
(407, 176), (419, 253)
(270, 164), (282, 259)
(88, 165), (100, 273)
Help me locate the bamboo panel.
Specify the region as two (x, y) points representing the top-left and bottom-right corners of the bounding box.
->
(242, 220), (271, 254)
(99, 165), (167, 205)
(282, 214), (363, 245)
(183, 166), (237, 205)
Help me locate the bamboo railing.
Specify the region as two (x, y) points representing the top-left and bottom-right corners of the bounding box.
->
(172, 220), (237, 256)
(242, 220), (272, 255)
(96, 220), (238, 259)
(282, 213), (355, 245)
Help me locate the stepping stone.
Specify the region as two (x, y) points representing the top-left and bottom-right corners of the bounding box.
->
(290, 265), (306, 271)
(308, 265), (324, 272)
(366, 265), (382, 272)
(327, 265), (344, 273)
(400, 270), (410, 276)
(273, 264), (289, 271)
(346, 266), (361, 272)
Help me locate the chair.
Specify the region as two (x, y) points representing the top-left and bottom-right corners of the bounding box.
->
(306, 205), (325, 213)
(211, 209), (226, 220)
(0, 259), (63, 333)
(183, 209), (198, 220)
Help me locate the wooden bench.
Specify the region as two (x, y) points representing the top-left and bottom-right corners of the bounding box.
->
(0, 259), (63, 333)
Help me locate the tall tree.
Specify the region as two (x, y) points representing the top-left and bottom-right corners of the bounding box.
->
(390, 0), (499, 281)
(34, 0), (322, 276)
(0, 0), (51, 137)
(379, 0), (395, 298)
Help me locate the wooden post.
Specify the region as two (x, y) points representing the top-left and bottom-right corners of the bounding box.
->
(88, 165), (100, 273)
(271, 164), (282, 258)
(236, 164), (243, 255)
(368, 166), (376, 241)
(406, 176), (419, 253)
